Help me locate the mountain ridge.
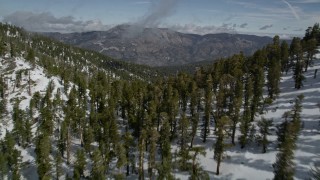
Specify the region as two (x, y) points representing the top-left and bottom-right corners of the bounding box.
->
(42, 25), (273, 66)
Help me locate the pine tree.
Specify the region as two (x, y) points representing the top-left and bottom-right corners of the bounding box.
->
(58, 121), (67, 158)
(202, 74), (213, 143)
(293, 57), (305, 89)
(304, 23), (320, 45)
(176, 72), (189, 112)
(26, 48), (35, 67)
(266, 36), (281, 99)
(100, 99), (121, 171)
(178, 113), (191, 170)
(165, 81), (179, 139)
(3, 131), (15, 169)
(190, 113), (199, 148)
(10, 42), (16, 57)
(55, 153), (63, 180)
(188, 80), (201, 148)
(123, 128), (135, 176)
(0, 37), (6, 56)
(251, 65), (264, 121)
(189, 81), (199, 117)
(83, 126), (94, 154)
(35, 133), (51, 179)
(0, 150), (8, 179)
(91, 149), (106, 179)
(214, 116), (230, 175)
(116, 143), (126, 174)
(257, 117), (273, 153)
(273, 122), (296, 180)
(11, 149), (21, 180)
(148, 127), (159, 180)
(138, 129), (147, 180)
(304, 38), (317, 72)
(230, 79), (243, 145)
(158, 114), (173, 179)
(39, 95), (54, 136)
(239, 75), (253, 148)
(24, 117), (33, 147)
(0, 76), (4, 99)
(74, 149), (86, 179)
(280, 41), (290, 73)
(12, 101), (25, 146)
(290, 37), (304, 89)
(277, 112), (290, 147)
(291, 95), (304, 140)
(0, 99), (7, 119)
(215, 74), (233, 130)
(189, 146), (208, 180)
(273, 95), (303, 180)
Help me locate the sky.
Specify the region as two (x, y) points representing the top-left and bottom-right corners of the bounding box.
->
(0, 0), (319, 38)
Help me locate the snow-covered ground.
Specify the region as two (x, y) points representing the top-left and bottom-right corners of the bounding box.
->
(1, 56), (67, 135)
(0, 55), (69, 180)
(175, 50), (320, 180)
(1, 49), (319, 179)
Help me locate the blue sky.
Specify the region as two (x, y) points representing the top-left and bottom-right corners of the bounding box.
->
(0, 0), (319, 37)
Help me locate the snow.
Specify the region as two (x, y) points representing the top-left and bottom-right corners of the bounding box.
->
(1, 57), (66, 115)
(0, 55), (73, 179)
(1, 47), (320, 179)
(173, 48), (320, 179)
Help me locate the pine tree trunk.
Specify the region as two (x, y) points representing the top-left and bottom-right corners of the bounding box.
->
(67, 126), (71, 165)
(216, 158), (221, 175)
(190, 135), (195, 148)
(192, 153), (197, 176)
(139, 159), (144, 180)
(262, 135), (267, 153)
(139, 139), (144, 180)
(305, 58), (309, 72)
(28, 71), (31, 96)
(12, 79), (16, 92)
(148, 166), (153, 180)
(126, 152), (130, 176)
(231, 122), (236, 145)
(79, 125), (84, 147)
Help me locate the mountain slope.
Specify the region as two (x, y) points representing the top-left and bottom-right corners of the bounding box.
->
(2, 47), (319, 180)
(0, 55), (68, 179)
(193, 49), (320, 179)
(43, 25), (273, 66)
(1, 23), (319, 180)
(0, 24), (163, 82)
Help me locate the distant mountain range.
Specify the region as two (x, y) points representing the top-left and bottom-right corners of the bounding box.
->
(43, 24), (273, 66)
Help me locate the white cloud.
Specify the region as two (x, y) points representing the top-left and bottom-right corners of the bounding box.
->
(133, 1), (151, 5)
(167, 23), (236, 35)
(2, 11), (112, 32)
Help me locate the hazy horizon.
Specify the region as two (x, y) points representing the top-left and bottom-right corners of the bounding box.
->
(1, 0), (319, 38)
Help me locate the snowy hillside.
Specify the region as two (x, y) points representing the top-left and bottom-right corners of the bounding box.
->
(0, 55), (66, 135)
(174, 49), (320, 180)
(1, 22), (320, 180)
(1, 51), (320, 180)
(0, 55), (70, 179)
